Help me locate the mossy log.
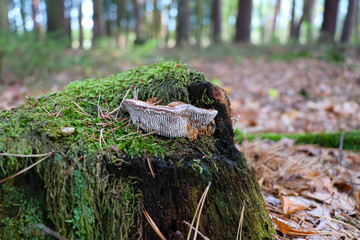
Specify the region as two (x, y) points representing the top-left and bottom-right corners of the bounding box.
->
(235, 130), (360, 150)
(0, 61), (274, 239)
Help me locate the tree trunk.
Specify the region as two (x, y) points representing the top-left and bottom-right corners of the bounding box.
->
(211, 0), (222, 44)
(93, 0), (106, 44)
(0, 0), (8, 29)
(340, 0), (358, 43)
(235, 0), (252, 43)
(196, 0), (203, 47)
(78, 0), (83, 48)
(32, 0), (38, 30)
(153, 0), (161, 42)
(320, 0), (339, 43)
(133, 0), (144, 44)
(290, 0), (312, 41)
(271, 0), (281, 40)
(176, 0), (190, 47)
(46, 0), (66, 38)
(64, 0), (72, 43)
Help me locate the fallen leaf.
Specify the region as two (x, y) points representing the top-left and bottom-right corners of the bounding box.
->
(280, 195), (309, 215)
(273, 218), (316, 236)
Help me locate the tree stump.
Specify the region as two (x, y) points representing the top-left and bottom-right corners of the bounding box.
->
(0, 61), (274, 239)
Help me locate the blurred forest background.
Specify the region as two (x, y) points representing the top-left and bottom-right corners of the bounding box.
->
(1, 0), (360, 133)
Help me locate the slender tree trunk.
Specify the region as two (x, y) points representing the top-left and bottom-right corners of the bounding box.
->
(0, 0), (9, 29)
(235, 0), (252, 43)
(290, 0), (312, 41)
(78, 0), (83, 48)
(20, 0), (27, 32)
(341, 0), (358, 43)
(133, 0), (143, 44)
(64, 0), (72, 41)
(320, 0), (340, 43)
(32, 0), (39, 30)
(176, 0), (189, 47)
(211, 0), (222, 44)
(46, 0), (66, 38)
(259, 0), (265, 43)
(271, 0), (281, 40)
(289, 0), (296, 39)
(153, 0), (161, 42)
(93, 0), (106, 44)
(196, 0), (203, 47)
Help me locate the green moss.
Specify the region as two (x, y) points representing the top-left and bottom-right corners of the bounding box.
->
(0, 61), (215, 239)
(235, 130), (360, 150)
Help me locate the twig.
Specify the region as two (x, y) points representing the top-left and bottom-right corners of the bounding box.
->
(142, 204), (166, 240)
(182, 221), (210, 240)
(147, 158), (156, 178)
(186, 182), (211, 240)
(338, 132), (344, 167)
(109, 86), (133, 117)
(71, 99), (94, 120)
(32, 223), (68, 240)
(236, 201), (246, 240)
(0, 152), (52, 157)
(0, 152), (53, 184)
(116, 131), (141, 140)
(42, 106), (53, 117)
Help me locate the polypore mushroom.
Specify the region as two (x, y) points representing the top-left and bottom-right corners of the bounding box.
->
(122, 99), (218, 140)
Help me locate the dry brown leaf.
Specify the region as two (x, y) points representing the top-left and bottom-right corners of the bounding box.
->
(279, 195), (309, 215)
(273, 218), (316, 236)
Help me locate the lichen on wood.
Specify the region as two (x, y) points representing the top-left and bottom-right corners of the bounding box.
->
(0, 61), (275, 239)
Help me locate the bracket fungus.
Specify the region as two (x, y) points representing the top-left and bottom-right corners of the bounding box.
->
(122, 99), (218, 140)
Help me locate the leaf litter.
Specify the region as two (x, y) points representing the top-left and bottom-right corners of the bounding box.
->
(237, 138), (360, 239)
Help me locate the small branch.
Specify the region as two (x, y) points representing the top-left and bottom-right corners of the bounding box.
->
(142, 204), (166, 240)
(32, 223), (68, 240)
(0, 152), (52, 157)
(338, 132), (344, 167)
(182, 221), (210, 240)
(0, 152), (53, 184)
(147, 158), (156, 178)
(109, 85), (133, 117)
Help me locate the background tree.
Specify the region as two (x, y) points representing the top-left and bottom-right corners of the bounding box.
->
(290, 0), (314, 42)
(134, 0), (143, 44)
(0, 0), (9, 30)
(341, 0), (358, 43)
(93, 0), (106, 43)
(78, 0), (83, 48)
(176, 0), (190, 47)
(211, 0), (222, 43)
(46, 0), (67, 38)
(235, 0), (252, 43)
(320, 0), (340, 42)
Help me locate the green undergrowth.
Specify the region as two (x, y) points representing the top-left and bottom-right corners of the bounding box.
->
(0, 60), (215, 239)
(235, 130), (360, 150)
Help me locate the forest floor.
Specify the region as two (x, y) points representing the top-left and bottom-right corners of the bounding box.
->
(1, 45), (360, 239)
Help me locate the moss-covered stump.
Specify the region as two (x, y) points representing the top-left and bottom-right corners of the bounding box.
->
(0, 61), (274, 239)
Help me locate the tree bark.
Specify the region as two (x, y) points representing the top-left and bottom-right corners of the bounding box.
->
(46, 0), (66, 38)
(176, 0), (190, 47)
(0, 0), (9, 29)
(271, 0), (281, 40)
(153, 0), (161, 42)
(320, 0), (340, 43)
(340, 0), (358, 43)
(93, 0), (106, 44)
(290, 0), (313, 41)
(32, 0), (39, 30)
(196, 0), (203, 47)
(133, 0), (143, 44)
(235, 0), (252, 43)
(78, 0), (83, 48)
(211, 0), (222, 44)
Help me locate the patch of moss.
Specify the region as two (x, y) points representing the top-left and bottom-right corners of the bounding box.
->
(235, 130), (360, 150)
(0, 61), (216, 239)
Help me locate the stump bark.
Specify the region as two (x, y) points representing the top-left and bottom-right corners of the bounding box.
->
(108, 82), (274, 239)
